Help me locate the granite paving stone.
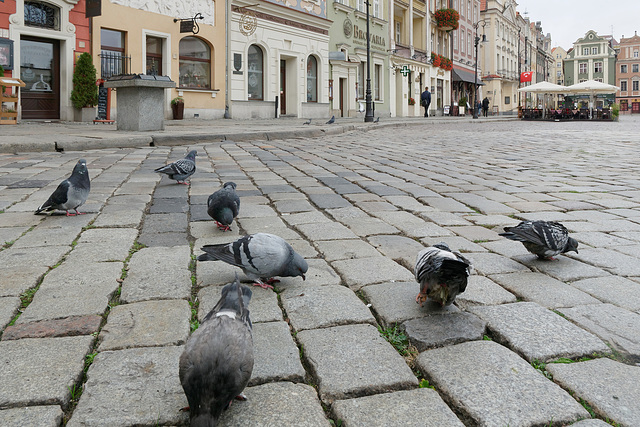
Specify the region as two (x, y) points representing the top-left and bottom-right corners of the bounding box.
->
(371, 211), (453, 238)
(0, 212), (44, 227)
(218, 382), (330, 426)
(295, 222), (359, 240)
(98, 299), (190, 351)
(403, 312), (486, 351)
(280, 210), (333, 225)
(249, 321), (306, 386)
(137, 231), (189, 247)
(574, 248), (640, 276)
(236, 204), (279, 218)
(366, 234), (424, 267)
(420, 211), (473, 226)
(445, 193), (518, 215)
(275, 258), (342, 288)
(423, 235), (489, 253)
(570, 276), (640, 311)
(141, 212), (188, 234)
(197, 284), (282, 323)
(568, 420), (616, 427)
(120, 245), (191, 303)
(298, 324), (419, 403)
(0, 335), (94, 408)
(281, 285), (376, 331)
(489, 272), (601, 309)
(314, 239), (382, 261)
(3, 315), (102, 340)
(91, 206), (144, 228)
(16, 261), (123, 324)
(67, 346), (188, 427)
(515, 254), (610, 281)
(0, 296), (19, 330)
(419, 197), (474, 212)
(307, 193), (351, 209)
(416, 340), (589, 427)
(331, 257), (414, 290)
(449, 225), (503, 242)
(547, 358), (640, 426)
(332, 388), (465, 427)
(65, 228), (138, 262)
(190, 220), (242, 240)
(454, 275), (517, 310)
(340, 216), (400, 236)
(273, 199), (316, 213)
(362, 281), (459, 327)
(470, 302), (609, 362)
(0, 406), (64, 427)
(10, 225), (81, 249)
(558, 304), (640, 357)
(480, 238), (530, 257)
(0, 226), (29, 245)
(468, 252), (530, 275)
(236, 216), (301, 239)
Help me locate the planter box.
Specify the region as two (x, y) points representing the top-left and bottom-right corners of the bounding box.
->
(74, 107), (97, 122)
(459, 106), (465, 116)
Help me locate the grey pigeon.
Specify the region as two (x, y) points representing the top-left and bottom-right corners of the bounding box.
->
(415, 243), (472, 307)
(326, 115), (335, 124)
(197, 233), (308, 289)
(179, 275), (253, 426)
(500, 220), (578, 260)
(207, 182), (240, 231)
(35, 159), (90, 216)
(374, 117), (380, 123)
(154, 150), (197, 184)
(303, 118), (311, 125)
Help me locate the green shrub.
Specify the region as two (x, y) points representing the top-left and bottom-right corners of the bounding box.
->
(611, 103), (619, 120)
(70, 53), (98, 109)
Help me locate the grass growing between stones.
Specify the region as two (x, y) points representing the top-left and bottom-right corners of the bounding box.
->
(377, 324), (418, 368)
(531, 359), (553, 380)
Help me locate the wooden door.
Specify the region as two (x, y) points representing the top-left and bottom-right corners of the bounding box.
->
(280, 60), (286, 115)
(20, 37), (60, 119)
(339, 78), (344, 117)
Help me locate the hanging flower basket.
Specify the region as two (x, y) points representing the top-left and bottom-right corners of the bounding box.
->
(439, 56), (453, 71)
(434, 8), (459, 31)
(431, 52), (441, 68)
(408, 97), (416, 105)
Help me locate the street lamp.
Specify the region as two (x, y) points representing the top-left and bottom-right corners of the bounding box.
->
(364, 0), (374, 122)
(472, 19), (487, 119)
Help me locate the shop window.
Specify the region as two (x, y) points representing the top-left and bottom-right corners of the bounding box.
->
(375, 63), (381, 101)
(24, 1), (60, 31)
(146, 36), (163, 76)
(247, 44), (263, 100)
(179, 37), (211, 89)
(306, 55), (317, 102)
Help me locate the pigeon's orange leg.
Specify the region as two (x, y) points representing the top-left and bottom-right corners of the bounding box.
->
(215, 221), (231, 231)
(65, 211), (77, 217)
(416, 292), (428, 306)
(252, 279), (274, 290)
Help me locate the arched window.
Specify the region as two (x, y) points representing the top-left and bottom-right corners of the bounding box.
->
(247, 44), (264, 100)
(24, 1), (60, 31)
(306, 56), (318, 102)
(179, 37), (210, 89)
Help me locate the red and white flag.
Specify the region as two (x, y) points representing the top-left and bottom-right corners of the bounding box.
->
(520, 71), (533, 82)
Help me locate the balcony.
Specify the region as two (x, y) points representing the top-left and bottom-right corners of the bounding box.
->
(99, 52), (132, 79)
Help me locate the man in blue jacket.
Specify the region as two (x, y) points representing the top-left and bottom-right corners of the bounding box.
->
(420, 87), (431, 117)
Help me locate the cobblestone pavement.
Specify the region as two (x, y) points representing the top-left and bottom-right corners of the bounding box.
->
(2, 118), (640, 426)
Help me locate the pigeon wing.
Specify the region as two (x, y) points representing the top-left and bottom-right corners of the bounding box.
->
(533, 221), (569, 252)
(36, 179), (70, 213)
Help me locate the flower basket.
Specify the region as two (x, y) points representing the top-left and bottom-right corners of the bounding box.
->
(431, 52), (442, 68)
(408, 97), (416, 105)
(434, 8), (459, 31)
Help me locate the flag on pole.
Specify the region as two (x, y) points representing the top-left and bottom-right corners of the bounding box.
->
(520, 71), (533, 82)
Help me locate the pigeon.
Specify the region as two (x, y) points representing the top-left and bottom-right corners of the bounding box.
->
(179, 275), (254, 426)
(154, 150), (197, 185)
(303, 118), (312, 125)
(374, 117), (380, 123)
(197, 233), (308, 289)
(415, 243), (472, 307)
(35, 159), (90, 216)
(500, 220), (579, 260)
(326, 115), (335, 124)
(207, 182), (240, 231)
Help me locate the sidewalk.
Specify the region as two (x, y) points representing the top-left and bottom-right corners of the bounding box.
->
(0, 114), (517, 153)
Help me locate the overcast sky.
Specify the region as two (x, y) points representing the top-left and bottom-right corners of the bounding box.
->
(515, 0), (638, 49)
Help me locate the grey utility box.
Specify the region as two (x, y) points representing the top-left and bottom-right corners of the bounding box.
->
(104, 74), (175, 131)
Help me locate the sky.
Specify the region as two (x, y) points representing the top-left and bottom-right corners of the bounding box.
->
(515, 0), (638, 49)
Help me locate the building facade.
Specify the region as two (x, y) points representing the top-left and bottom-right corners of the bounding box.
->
(564, 30), (616, 87)
(550, 46), (567, 85)
(616, 32), (640, 114)
(1, 0), (91, 120)
(451, 0), (480, 114)
(328, 0), (390, 118)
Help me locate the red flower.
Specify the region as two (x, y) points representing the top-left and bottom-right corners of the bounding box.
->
(434, 8), (459, 30)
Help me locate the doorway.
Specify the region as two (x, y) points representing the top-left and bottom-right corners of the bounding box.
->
(339, 78), (345, 117)
(280, 59), (286, 115)
(20, 37), (60, 119)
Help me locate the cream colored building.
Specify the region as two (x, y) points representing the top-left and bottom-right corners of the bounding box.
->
(550, 46), (567, 86)
(229, 0), (331, 119)
(92, 0), (226, 120)
(479, 0), (520, 115)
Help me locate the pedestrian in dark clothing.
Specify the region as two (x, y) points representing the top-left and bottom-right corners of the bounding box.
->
(476, 100), (482, 117)
(482, 97), (490, 117)
(421, 87), (431, 117)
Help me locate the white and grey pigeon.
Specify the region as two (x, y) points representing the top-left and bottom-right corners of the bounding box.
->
(197, 233), (308, 289)
(207, 182), (240, 231)
(35, 159), (90, 217)
(154, 150), (197, 185)
(499, 220), (579, 260)
(179, 275), (254, 426)
(415, 243), (472, 307)
(303, 118), (312, 125)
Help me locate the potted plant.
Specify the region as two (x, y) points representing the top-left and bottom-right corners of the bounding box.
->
(611, 103), (619, 121)
(458, 96), (467, 115)
(408, 97), (416, 106)
(70, 52), (98, 122)
(434, 8), (459, 31)
(171, 96), (184, 120)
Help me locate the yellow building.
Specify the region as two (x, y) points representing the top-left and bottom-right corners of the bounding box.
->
(91, 0), (226, 119)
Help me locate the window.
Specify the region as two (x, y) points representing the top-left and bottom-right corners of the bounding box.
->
(591, 47), (598, 55)
(634, 80), (639, 91)
(621, 64), (627, 73)
(505, 96), (510, 104)
(582, 47), (589, 55)
(635, 51), (639, 58)
(146, 36), (162, 76)
(373, 0), (380, 18)
(579, 63), (587, 74)
(467, 0), (470, 19)
(357, 0), (364, 12)
(247, 44), (263, 99)
(179, 37), (210, 89)
(395, 21), (401, 44)
(468, 31), (471, 56)
(101, 28), (126, 78)
(374, 63), (381, 101)
(24, 1), (60, 31)
(594, 62), (602, 73)
(633, 64), (639, 73)
(460, 31), (464, 54)
(557, 62), (561, 67)
(306, 56), (317, 102)
(357, 62), (364, 99)
(620, 80), (627, 91)
(557, 70), (561, 77)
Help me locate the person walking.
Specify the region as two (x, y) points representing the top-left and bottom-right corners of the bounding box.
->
(421, 87), (431, 118)
(482, 97), (490, 117)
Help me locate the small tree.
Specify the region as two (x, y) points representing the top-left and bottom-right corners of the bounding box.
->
(70, 52), (98, 109)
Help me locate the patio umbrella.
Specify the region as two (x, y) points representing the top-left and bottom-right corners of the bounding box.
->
(564, 80), (620, 118)
(518, 82), (568, 118)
